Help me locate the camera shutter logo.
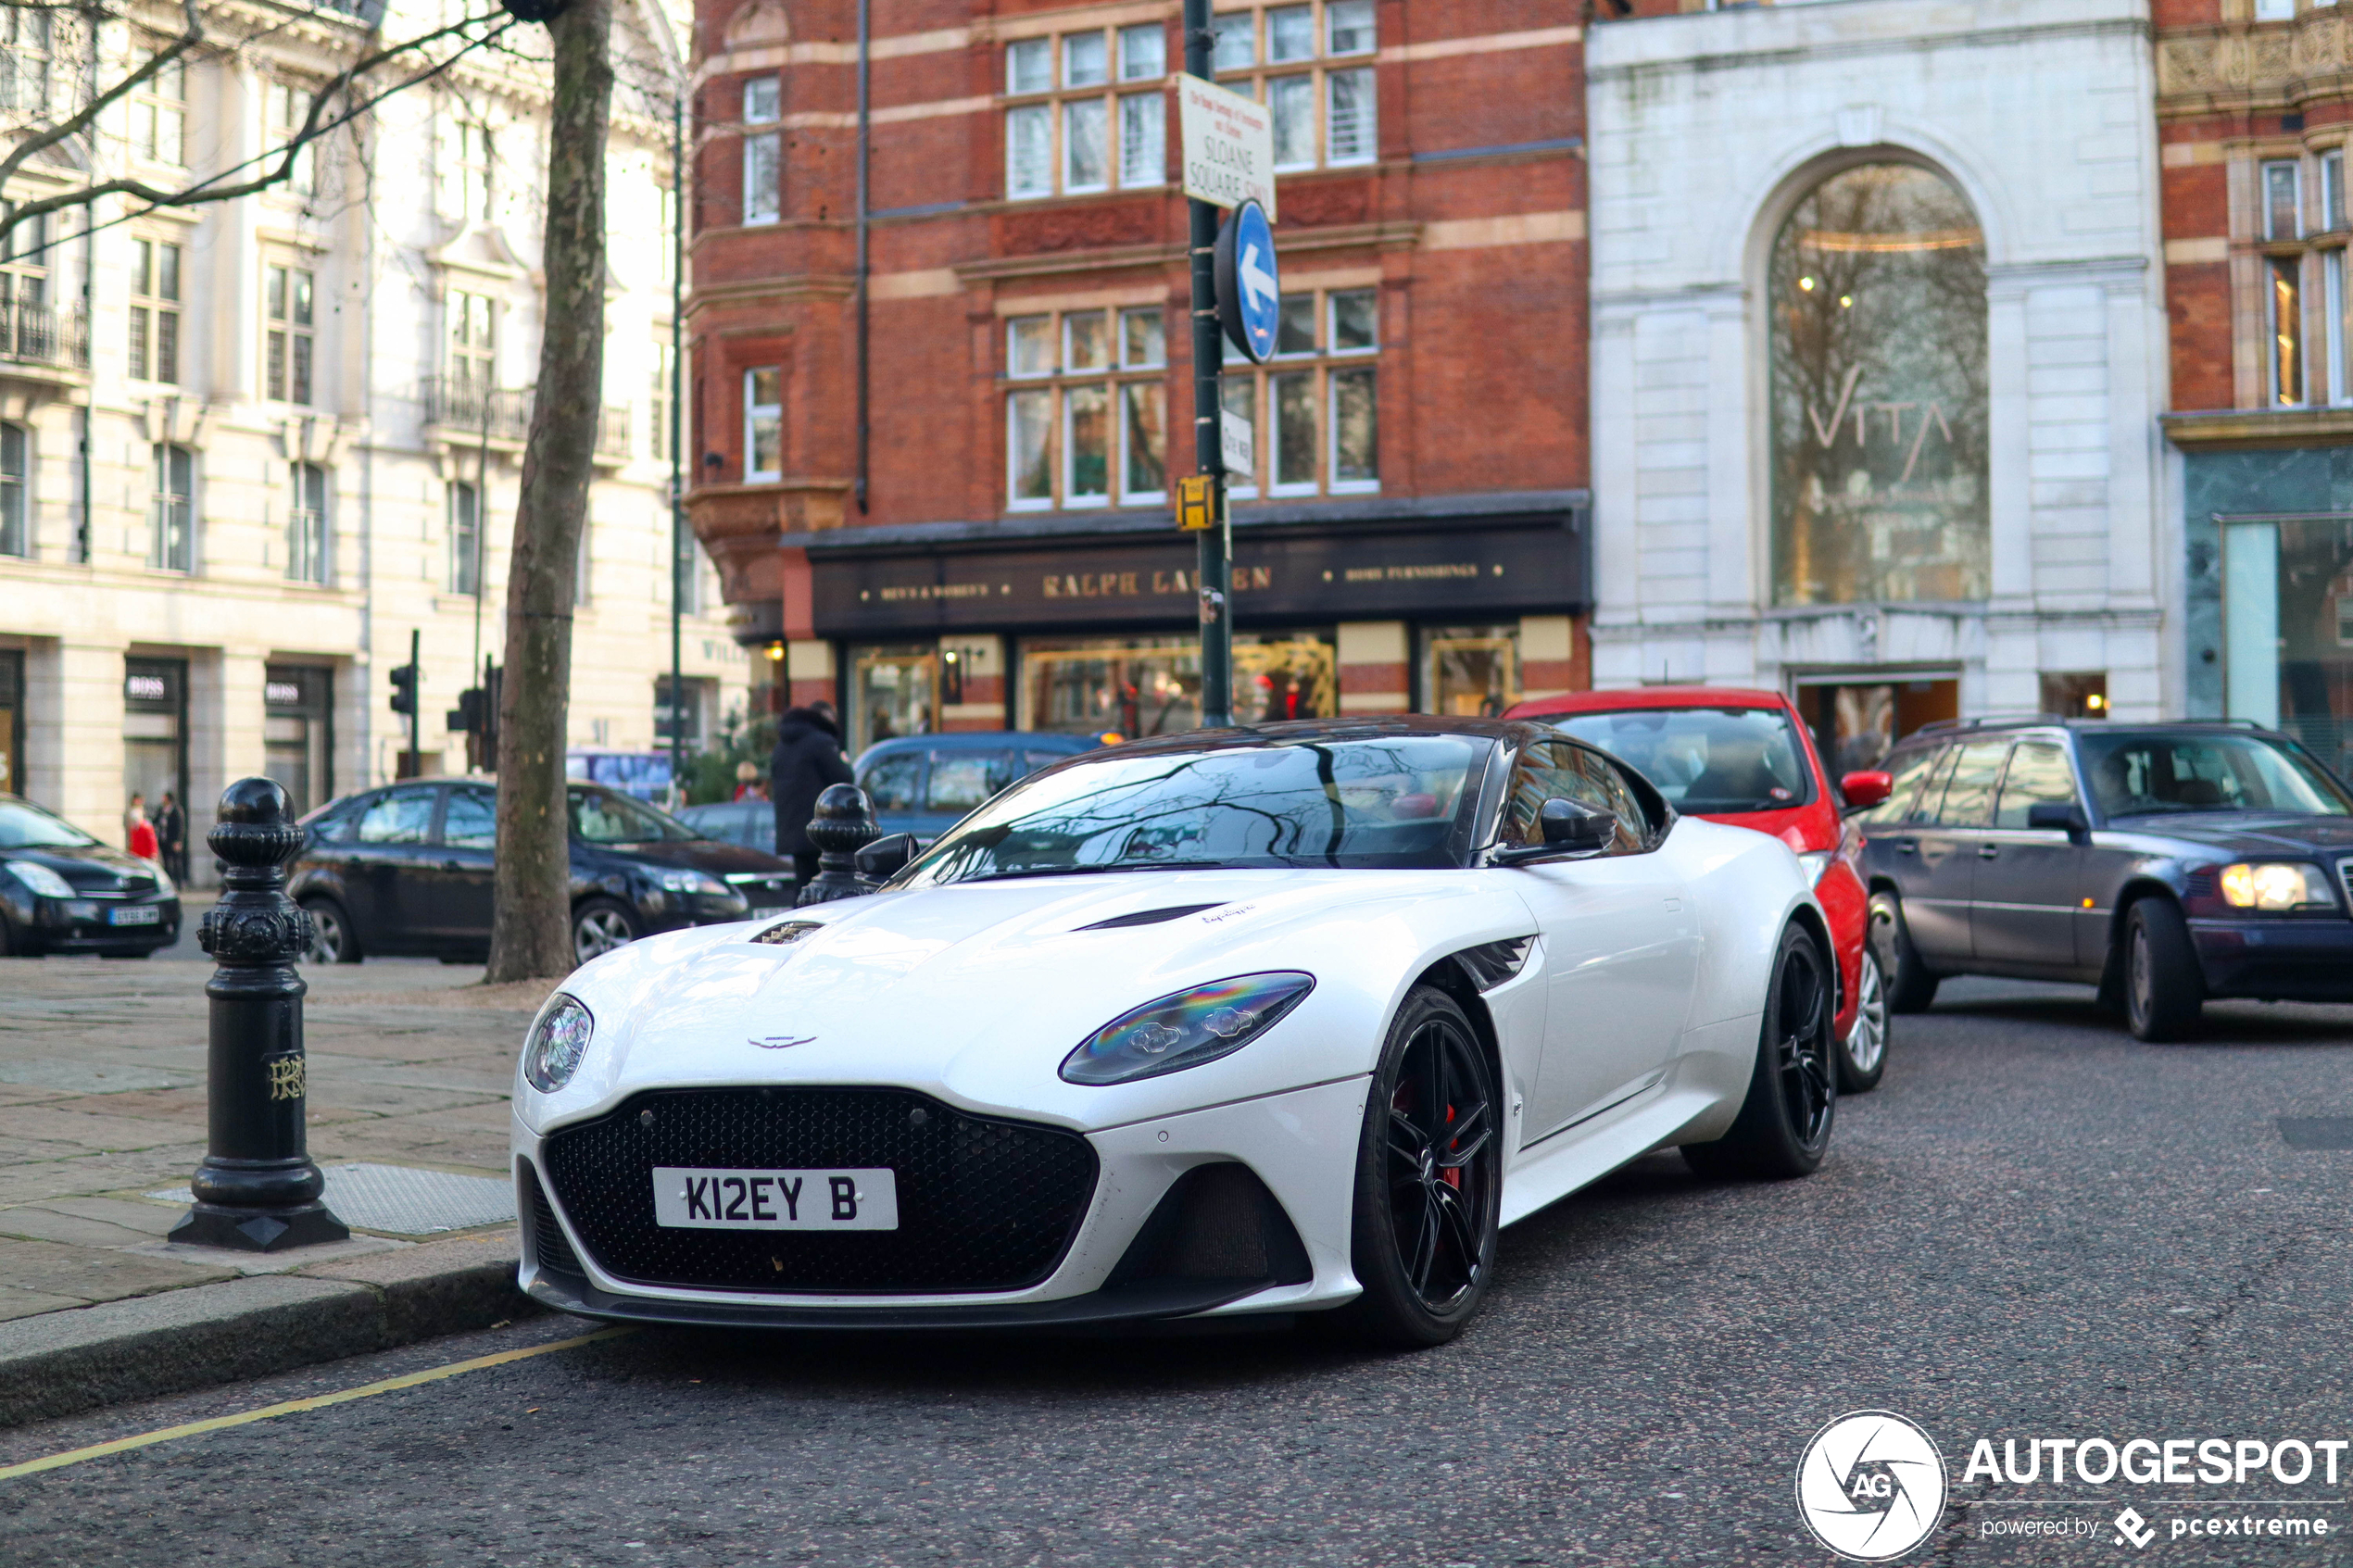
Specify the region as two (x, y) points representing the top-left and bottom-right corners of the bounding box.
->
(1795, 1411), (1947, 1561)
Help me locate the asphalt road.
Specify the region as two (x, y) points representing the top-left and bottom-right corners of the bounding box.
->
(3, 978), (2349, 1567)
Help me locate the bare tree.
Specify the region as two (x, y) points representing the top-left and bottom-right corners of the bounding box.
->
(486, 0), (611, 982)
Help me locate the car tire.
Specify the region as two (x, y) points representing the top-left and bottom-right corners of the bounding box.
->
(1869, 890), (1940, 1014)
(299, 897), (362, 964)
(1835, 946), (1890, 1094)
(1683, 923), (1837, 1181)
(1333, 985), (1503, 1349)
(572, 897), (641, 964)
(2123, 897), (2203, 1043)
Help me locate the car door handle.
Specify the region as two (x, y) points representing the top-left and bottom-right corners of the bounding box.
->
(1894, 838), (1918, 853)
(1978, 845), (2000, 859)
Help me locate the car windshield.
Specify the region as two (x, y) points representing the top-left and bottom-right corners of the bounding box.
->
(566, 788), (703, 844)
(2080, 732), (2353, 819)
(896, 734), (1493, 887)
(1542, 708), (1813, 814)
(0, 800), (96, 850)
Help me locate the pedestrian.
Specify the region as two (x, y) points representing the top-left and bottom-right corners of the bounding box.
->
(770, 699), (853, 886)
(122, 792), (145, 846)
(153, 791), (187, 884)
(128, 811), (159, 864)
(732, 759), (761, 801)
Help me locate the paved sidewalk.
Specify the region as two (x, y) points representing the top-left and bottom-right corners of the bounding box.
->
(0, 956), (562, 1422)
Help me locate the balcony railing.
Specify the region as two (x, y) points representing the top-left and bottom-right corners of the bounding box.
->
(0, 302), (88, 371)
(422, 376), (531, 443)
(598, 405), (631, 458)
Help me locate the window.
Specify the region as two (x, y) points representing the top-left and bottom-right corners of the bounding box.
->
(2326, 149), (2346, 234)
(1222, 285), (1378, 497)
(745, 368), (782, 481)
(1211, 2), (1377, 173)
(287, 462), (328, 583)
(448, 481), (481, 595)
(268, 82), (317, 195)
(1004, 307), (1167, 509)
(2255, 0), (2296, 19)
(648, 340), (674, 460)
(674, 526), (703, 615)
(448, 289), (495, 395)
(1, 206), (45, 313)
(1928, 739), (2007, 828)
(742, 76), (780, 224)
(1003, 25), (1167, 200)
(0, 422), (25, 557)
(443, 785), (496, 848)
(575, 519), (592, 605)
(1994, 742), (2077, 829)
(447, 118), (494, 224)
(148, 444), (193, 572)
(128, 238), (179, 383)
(356, 788), (434, 845)
(1501, 741), (1645, 857)
(2270, 256), (2305, 407)
(132, 50), (185, 166)
(265, 264), (314, 405)
(2264, 159), (2302, 243)
(0, 10), (49, 115)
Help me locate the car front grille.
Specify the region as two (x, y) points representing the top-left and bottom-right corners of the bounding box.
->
(539, 1087), (1098, 1295)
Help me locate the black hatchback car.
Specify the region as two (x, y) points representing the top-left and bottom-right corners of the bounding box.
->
(288, 780), (799, 967)
(1856, 720), (2353, 1040)
(0, 794), (182, 957)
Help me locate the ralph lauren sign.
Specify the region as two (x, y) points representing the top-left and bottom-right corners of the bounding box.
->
(810, 518), (1583, 635)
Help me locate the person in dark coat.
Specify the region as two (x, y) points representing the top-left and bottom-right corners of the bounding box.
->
(152, 792), (187, 884)
(770, 701), (854, 884)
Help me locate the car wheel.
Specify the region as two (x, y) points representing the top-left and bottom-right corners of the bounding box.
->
(1684, 922), (1837, 1181)
(572, 897), (641, 964)
(1334, 985), (1502, 1349)
(299, 898), (362, 964)
(1869, 890), (1939, 1014)
(1835, 946), (1890, 1094)
(2124, 898), (2203, 1043)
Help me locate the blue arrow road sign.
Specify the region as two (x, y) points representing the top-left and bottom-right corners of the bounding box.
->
(1214, 200), (1280, 364)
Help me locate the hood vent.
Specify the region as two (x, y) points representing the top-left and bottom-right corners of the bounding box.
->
(1078, 903), (1226, 931)
(750, 920), (824, 946)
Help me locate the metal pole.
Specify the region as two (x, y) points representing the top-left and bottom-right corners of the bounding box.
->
(1183, 0), (1231, 730)
(407, 627), (422, 781)
(853, 0), (871, 514)
(670, 90), (686, 801)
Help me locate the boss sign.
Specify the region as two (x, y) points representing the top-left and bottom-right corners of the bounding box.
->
(1178, 75), (1277, 220)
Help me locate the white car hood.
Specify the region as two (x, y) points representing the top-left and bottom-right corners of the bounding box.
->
(531, 868), (1531, 1133)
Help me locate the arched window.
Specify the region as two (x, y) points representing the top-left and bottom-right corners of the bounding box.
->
(1768, 162), (1987, 607)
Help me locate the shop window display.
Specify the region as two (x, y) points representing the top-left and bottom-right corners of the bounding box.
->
(851, 645), (937, 753)
(1422, 627), (1517, 718)
(1020, 633), (1334, 736)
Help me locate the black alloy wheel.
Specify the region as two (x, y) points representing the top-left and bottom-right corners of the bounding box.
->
(1684, 922), (1836, 1180)
(299, 897), (361, 964)
(1869, 890), (1940, 1014)
(2123, 897), (2204, 1043)
(1336, 986), (1502, 1348)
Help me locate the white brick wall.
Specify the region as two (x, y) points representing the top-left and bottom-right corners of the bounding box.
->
(1586, 0), (2172, 714)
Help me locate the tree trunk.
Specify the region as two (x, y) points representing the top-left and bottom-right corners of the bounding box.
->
(487, 0), (614, 983)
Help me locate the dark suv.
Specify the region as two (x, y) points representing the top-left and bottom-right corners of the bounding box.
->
(1856, 720), (2353, 1040)
(288, 780), (799, 966)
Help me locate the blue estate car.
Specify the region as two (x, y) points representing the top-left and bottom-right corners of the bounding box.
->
(680, 731), (1105, 852)
(1856, 720), (2353, 1040)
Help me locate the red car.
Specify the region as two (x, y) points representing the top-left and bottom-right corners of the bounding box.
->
(1505, 686), (1894, 1092)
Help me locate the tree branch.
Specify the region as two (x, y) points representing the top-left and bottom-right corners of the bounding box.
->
(0, 0), (203, 195)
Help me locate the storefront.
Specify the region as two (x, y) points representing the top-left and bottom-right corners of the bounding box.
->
(0, 647), (20, 797)
(122, 658), (188, 820)
(263, 664), (333, 816)
(780, 497), (1589, 750)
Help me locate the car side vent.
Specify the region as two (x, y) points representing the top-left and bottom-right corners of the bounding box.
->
(750, 920), (824, 946)
(520, 1160), (585, 1279)
(1078, 903), (1226, 931)
(1103, 1162), (1312, 1290)
(1457, 936), (1536, 991)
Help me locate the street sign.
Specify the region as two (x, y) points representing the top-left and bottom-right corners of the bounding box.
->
(1178, 75), (1276, 220)
(1214, 199), (1281, 364)
(1221, 408), (1254, 478)
(1176, 474), (1216, 532)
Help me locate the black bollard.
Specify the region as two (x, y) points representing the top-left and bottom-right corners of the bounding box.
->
(168, 778), (349, 1252)
(795, 784), (881, 907)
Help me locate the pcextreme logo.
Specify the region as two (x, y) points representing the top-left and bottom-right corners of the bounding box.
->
(1796, 1411), (1950, 1562)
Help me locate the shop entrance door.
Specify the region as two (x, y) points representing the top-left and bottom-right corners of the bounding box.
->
(1795, 676), (1959, 776)
(122, 658), (187, 834)
(0, 648), (20, 797)
(264, 665), (333, 815)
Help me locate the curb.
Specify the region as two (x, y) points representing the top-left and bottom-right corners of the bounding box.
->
(0, 1232), (541, 1430)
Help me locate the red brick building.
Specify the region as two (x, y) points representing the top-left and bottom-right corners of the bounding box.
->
(684, 0), (1593, 751)
(2155, 0), (2353, 768)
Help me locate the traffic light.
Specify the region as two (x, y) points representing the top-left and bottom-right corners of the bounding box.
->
(389, 663), (418, 717)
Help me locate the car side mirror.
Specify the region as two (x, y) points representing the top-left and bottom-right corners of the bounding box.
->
(854, 832), (919, 882)
(1840, 770), (1893, 811)
(1494, 797), (1617, 867)
(2025, 802), (2091, 842)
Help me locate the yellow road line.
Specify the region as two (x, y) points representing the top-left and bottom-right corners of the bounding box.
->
(0, 1325), (634, 1483)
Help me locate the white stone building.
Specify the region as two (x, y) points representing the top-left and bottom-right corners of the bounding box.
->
(1586, 0), (2171, 768)
(0, 0), (747, 872)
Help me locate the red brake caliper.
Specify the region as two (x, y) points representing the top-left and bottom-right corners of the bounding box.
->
(1441, 1104), (1461, 1189)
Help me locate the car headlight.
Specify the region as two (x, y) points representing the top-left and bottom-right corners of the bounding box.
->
(1794, 850), (1832, 885)
(5, 861), (75, 899)
(653, 869), (730, 897)
(2218, 862), (2337, 911)
(523, 995), (596, 1093)
(1061, 972), (1315, 1085)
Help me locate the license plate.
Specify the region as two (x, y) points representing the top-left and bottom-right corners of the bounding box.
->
(109, 905), (161, 926)
(652, 1166), (898, 1231)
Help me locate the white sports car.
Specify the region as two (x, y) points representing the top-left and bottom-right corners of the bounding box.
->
(512, 717), (1835, 1347)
